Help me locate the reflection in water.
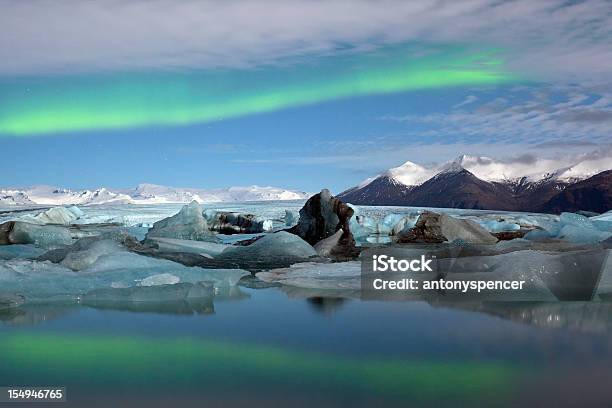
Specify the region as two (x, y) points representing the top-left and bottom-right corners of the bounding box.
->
(0, 332), (520, 406)
(5, 282), (612, 336)
(306, 297), (347, 315)
(82, 297), (216, 315)
(432, 301), (612, 334)
(0, 286), (251, 325)
(278, 285), (612, 334)
(0, 303), (78, 326)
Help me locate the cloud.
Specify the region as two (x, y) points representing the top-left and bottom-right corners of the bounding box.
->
(386, 87), (612, 144)
(560, 110), (612, 123)
(0, 0), (611, 85)
(453, 95), (478, 109)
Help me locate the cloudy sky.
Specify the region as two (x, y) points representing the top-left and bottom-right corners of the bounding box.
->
(0, 0), (611, 191)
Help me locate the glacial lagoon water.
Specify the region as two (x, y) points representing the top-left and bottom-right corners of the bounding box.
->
(1, 202), (612, 407)
(2, 290), (612, 407)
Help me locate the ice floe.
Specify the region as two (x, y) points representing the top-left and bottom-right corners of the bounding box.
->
(145, 201), (218, 242)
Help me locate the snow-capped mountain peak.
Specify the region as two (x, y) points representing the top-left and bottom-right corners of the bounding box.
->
(384, 160), (434, 186)
(438, 156), (469, 175)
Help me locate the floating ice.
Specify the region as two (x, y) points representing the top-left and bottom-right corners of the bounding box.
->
(593, 210), (612, 223)
(522, 212), (612, 243)
(217, 231), (317, 267)
(284, 210), (299, 227)
(348, 208), (420, 240)
(257, 247), (608, 301)
(257, 261), (362, 290)
(349, 210), (378, 239)
(8, 222), (73, 248)
(60, 239), (127, 271)
(558, 225), (612, 243)
(0, 244), (46, 260)
(146, 237), (228, 257)
(139, 273), (181, 286)
(19, 206), (80, 225)
(384, 213), (420, 235)
(0, 251), (249, 302)
(474, 220), (521, 233)
(145, 201), (217, 242)
(555, 213), (612, 243)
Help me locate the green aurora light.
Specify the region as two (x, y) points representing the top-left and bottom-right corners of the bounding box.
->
(0, 333), (521, 400)
(0, 46), (517, 136)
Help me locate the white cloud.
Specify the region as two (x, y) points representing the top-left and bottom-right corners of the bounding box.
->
(387, 87), (612, 144)
(0, 0), (611, 85)
(453, 95), (478, 109)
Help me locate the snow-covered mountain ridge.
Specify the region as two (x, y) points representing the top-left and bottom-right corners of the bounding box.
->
(0, 184), (310, 206)
(338, 153), (612, 213)
(379, 153), (610, 189)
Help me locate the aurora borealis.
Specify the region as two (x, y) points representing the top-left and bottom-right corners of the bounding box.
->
(0, 46), (514, 136)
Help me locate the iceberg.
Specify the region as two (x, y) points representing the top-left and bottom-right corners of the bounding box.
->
(284, 210), (299, 227)
(216, 231), (317, 269)
(146, 237), (228, 257)
(6, 221), (73, 248)
(145, 201), (217, 242)
(528, 212), (612, 243)
(474, 219), (521, 233)
(19, 206), (81, 225)
(0, 251), (249, 302)
(139, 273), (181, 286)
(257, 261), (362, 290)
(349, 213), (379, 239)
(60, 239), (127, 271)
(36, 230), (138, 270)
(383, 213), (420, 235)
(258, 245), (608, 301)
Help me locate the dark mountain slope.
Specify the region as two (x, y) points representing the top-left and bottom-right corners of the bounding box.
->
(538, 170), (612, 214)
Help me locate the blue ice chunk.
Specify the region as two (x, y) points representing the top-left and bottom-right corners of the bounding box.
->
(0, 244), (46, 260)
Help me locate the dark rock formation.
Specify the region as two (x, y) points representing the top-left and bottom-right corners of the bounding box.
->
(207, 212), (271, 234)
(397, 211), (498, 244)
(396, 212), (446, 243)
(0, 221), (14, 245)
(491, 230), (530, 241)
(288, 189), (359, 259)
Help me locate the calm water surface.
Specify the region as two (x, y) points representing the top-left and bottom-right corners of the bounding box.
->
(1, 286), (612, 407)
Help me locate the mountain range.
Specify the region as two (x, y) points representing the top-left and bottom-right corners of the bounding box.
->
(0, 184), (310, 206)
(338, 155), (612, 214)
